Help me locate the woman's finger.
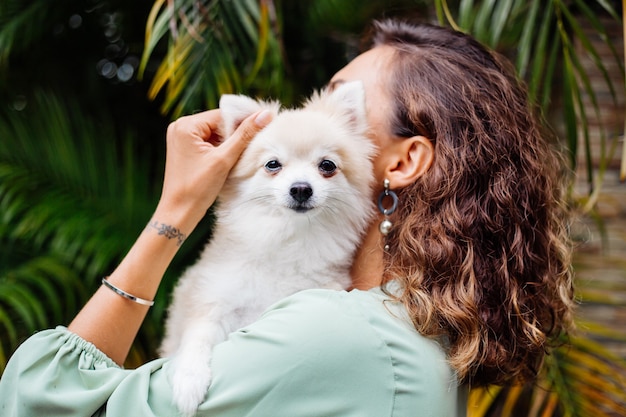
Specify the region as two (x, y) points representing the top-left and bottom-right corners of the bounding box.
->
(167, 109), (222, 146)
(217, 109), (273, 161)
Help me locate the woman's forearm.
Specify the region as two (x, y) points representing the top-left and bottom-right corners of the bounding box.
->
(67, 202), (202, 365)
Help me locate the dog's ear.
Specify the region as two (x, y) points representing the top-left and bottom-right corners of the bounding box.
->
(323, 81), (367, 132)
(219, 94), (266, 137)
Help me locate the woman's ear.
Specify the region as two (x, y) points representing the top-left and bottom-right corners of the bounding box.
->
(383, 135), (434, 188)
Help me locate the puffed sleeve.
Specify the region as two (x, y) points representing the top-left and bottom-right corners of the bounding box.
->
(0, 326), (176, 416)
(0, 290), (397, 417)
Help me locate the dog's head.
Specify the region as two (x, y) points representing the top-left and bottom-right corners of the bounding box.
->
(218, 82), (375, 231)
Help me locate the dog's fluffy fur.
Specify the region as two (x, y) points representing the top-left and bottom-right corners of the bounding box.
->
(160, 81), (375, 415)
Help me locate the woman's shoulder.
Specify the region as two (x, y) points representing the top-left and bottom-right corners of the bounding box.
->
(258, 285), (450, 363)
(219, 287), (402, 376)
(214, 285), (466, 417)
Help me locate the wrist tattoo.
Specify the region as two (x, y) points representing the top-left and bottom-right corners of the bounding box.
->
(146, 220), (187, 246)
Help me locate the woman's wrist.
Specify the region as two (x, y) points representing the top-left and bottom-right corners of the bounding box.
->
(144, 219), (188, 247)
(152, 197), (206, 239)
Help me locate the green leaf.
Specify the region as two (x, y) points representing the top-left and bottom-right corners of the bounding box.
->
(142, 0), (284, 118)
(472, 0), (496, 44)
(139, 0), (171, 79)
(489, 0), (514, 46)
(0, 0), (53, 68)
(560, 50), (580, 171)
(592, 0), (621, 21)
(0, 90), (165, 368)
(515, 0), (541, 78)
(562, 1), (618, 102)
(458, 0), (476, 29)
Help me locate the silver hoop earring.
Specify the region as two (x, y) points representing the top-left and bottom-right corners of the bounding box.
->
(377, 179), (398, 250)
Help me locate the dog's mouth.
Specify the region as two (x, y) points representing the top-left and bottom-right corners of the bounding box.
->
(289, 203), (314, 213)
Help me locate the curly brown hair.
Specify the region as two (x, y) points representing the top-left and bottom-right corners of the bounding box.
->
(371, 20), (576, 387)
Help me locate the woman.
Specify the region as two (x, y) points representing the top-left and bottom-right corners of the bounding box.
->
(0, 20), (574, 416)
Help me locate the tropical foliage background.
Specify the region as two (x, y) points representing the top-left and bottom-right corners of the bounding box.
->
(1, 0), (625, 415)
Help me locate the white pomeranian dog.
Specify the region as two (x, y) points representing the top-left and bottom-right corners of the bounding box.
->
(160, 81), (375, 415)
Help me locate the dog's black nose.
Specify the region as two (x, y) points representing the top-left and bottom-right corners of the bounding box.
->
(290, 182), (313, 203)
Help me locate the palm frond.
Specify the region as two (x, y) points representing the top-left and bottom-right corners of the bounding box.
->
(0, 0), (65, 70)
(306, 0), (396, 31)
(0, 91), (162, 369)
(468, 332), (626, 417)
(0, 252), (86, 374)
(549, 335), (626, 416)
(139, 0), (284, 117)
(434, 0), (624, 194)
(0, 92), (156, 274)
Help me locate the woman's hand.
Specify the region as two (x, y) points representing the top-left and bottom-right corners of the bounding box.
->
(158, 109), (274, 227)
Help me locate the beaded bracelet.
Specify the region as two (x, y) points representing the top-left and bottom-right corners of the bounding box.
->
(101, 277), (155, 306)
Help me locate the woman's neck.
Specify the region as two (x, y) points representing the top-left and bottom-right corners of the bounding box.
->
(349, 221), (385, 290)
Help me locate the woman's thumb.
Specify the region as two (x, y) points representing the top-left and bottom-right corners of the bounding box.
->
(221, 109), (273, 158)
(253, 110), (274, 129)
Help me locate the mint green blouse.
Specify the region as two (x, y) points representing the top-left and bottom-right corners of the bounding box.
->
(0, 286), (467, 416)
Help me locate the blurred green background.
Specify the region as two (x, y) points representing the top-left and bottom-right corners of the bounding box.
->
(1, 1), (625, 415)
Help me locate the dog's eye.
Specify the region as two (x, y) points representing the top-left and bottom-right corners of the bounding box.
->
(265, 160), (282, 173)
(318, 159), (337, 176)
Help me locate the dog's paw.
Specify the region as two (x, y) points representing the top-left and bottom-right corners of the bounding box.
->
(171, 357), (213, 416)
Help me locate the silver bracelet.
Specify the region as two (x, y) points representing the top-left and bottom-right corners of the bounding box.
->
(101, 277), (155, 306)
